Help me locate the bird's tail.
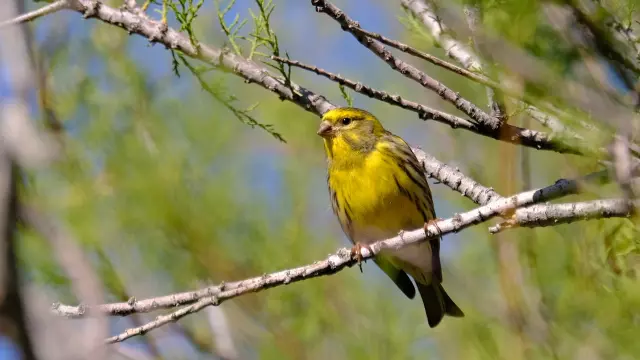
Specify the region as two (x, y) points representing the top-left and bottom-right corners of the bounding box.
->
(416, 282), (464, 328)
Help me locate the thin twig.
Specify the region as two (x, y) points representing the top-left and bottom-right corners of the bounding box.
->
(489, 199), (634, 233)
(347, 26), (497, 88)
(0, 0), (67, 28)
(463, 5), (507, 122)
(105, 297), (219, 344)
(401, 0), (481, 71)
(312, 0), (502, 131)
(271, 56), (475, 128)
(526, 106), (583, 139)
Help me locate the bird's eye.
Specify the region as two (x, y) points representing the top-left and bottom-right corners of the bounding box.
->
(341, 117), (352, 125)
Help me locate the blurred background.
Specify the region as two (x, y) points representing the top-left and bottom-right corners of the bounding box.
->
(1, 0), (639, 359)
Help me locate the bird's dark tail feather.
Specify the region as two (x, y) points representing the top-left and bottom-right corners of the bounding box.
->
(416, 282), (464, 328)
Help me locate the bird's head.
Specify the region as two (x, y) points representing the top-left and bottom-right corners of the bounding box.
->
(317, 108), (386, 157)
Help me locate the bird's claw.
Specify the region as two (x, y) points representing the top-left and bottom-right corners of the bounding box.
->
(350, 242), (372, 273)
(424, 218), (443, 237)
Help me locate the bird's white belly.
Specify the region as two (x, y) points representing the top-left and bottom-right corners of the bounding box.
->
(352, 225), (433, 277)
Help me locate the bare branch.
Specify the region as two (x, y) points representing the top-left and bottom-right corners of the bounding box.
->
(489, 199), (634, 233)
(6, 0), (586, 156)
(54, 170), (588, 322)
(0, 101), (60, 168)
(412, 148), (503, 205)
(5, 1), (633, 348)
(312, 0), (502, 131)
(272, 56), (588, 155)
(400, 0), (481, 71)
(271, 56), (475, 128)
(526, 106), (583, 139)
(60, 0), (333, 117)
(91, 172), (593, 342)
(0, 0), (67, 28)
(123, 0), (138, 12)
(463, 5), (507, 122)
(105, 296), (219, 344)
(568, 0), (640, 80)
(345, 25), (497, 88)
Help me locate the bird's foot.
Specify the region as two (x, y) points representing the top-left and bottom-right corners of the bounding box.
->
(424, 218), (443, 237)
(350, 242), (372, 273)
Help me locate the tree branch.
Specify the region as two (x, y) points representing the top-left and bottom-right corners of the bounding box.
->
(463, 4), (507, 122)
(412, 148), (503, 205)
(489, 199), (634, 233)
(82, 172), (593, 343)
(271, 56), (476, 129)
(0, 0), (67, 28)
(401, 0), (603, 154)
(401, 0), (481, 70)
(64, 0), (334, 117)
(312, 0), (502, 131)
(53, 170), (588, 323)
(345, 25), (497, 89)
(0, 0), (584, 156)
(272, 55), (587, 155)
(104, 296), (219, 344)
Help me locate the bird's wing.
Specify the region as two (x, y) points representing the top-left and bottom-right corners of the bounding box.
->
(327, 177), (353, 240)
(380, 132), (443, 283)
(327, 173), (417, 299)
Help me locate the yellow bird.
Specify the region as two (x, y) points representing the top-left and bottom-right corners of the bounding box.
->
(318, 107), (463, 327)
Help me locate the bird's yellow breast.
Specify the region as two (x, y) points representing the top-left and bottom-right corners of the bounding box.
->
(328, 142), (428, 241)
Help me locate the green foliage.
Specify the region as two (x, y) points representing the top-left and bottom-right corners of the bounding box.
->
(216, 0), (248, 55)
(246, 0), (291, 83)
(339, 83), (354, 107)
(169, 0), (205, 45)
(164, 0), (285, 140)
(179, 55), (285, 142)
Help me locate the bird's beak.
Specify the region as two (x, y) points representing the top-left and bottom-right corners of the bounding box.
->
(317, 121), (333, 138)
